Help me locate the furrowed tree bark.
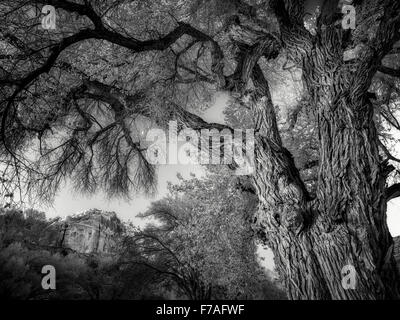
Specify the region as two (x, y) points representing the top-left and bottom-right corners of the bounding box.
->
(250, 63), (332, 299)
(251, 58), (400, 298)
(304, 28), (400, 299)
(249, 25), (400, 302)
(243, 0), (400, 300)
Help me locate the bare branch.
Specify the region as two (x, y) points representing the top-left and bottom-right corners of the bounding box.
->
(379, 140), (400, 164)
(387, 183), (400, 202)
(378, 65), (400, 78)
(372, 0), (400, 59)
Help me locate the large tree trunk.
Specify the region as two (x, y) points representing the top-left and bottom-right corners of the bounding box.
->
(249, 43), (400, 298)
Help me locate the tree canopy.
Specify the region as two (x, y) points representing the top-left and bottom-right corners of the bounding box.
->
(132, 170), (284, 299)
(0, 0), (399, 207)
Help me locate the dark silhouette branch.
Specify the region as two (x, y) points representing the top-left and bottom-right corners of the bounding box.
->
(379, 140), (400, 164)
(387, 183), (400, 202)
(378, 65), (400, 78)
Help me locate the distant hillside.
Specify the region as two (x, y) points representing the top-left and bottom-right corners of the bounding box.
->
(58, 209), (125, 254)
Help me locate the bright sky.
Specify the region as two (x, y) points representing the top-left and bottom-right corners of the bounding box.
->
(40, 94), (228, 226)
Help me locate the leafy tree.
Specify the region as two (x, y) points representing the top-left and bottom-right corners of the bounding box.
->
(0, 208), (59, 248)
(0, 208), (165, 299)
(133, 171), (285, 299)
(0, 241), (89, 299)
(1, 0), (400, 299)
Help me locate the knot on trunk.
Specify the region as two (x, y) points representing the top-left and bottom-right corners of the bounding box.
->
(281, 204), (304, 232)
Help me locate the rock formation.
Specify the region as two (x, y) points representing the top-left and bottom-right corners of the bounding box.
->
(58, 209), (125, 254)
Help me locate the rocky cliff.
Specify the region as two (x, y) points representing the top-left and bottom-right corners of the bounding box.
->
(58, 209), (125, 254)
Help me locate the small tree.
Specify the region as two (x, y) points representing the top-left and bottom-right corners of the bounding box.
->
(133, 171), (285, 299)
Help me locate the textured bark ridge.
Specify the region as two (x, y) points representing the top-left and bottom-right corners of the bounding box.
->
(251, 83), (400, 298)
(223, 1), (400, 298)
(250, 15), (400, 298)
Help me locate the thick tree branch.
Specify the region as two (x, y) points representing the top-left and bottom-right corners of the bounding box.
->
(229, 37), (280, 93)
(74, 80), (230, 133)
(251, 62), (311, 204)
(268, 0), (312, 64)
(269, 0), (295, 28)
(379, 140), (400, 164)
(372, 0), (400, 60)
(378, 65), (400, 78)
(2, 23), (225, 87)
(61, 79), (246, 174)
(0, 9), (228, 164)
(387, 183), (400, 202)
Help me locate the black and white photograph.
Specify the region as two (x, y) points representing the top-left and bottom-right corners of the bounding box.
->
(1, 0), (400, 309)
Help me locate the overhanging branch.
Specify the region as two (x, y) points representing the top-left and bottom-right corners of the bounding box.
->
(378, 65), (400, 78)
(379, 140), (400, 164)
(1, 3), (228, 162)
(387, 183), (400, 202)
